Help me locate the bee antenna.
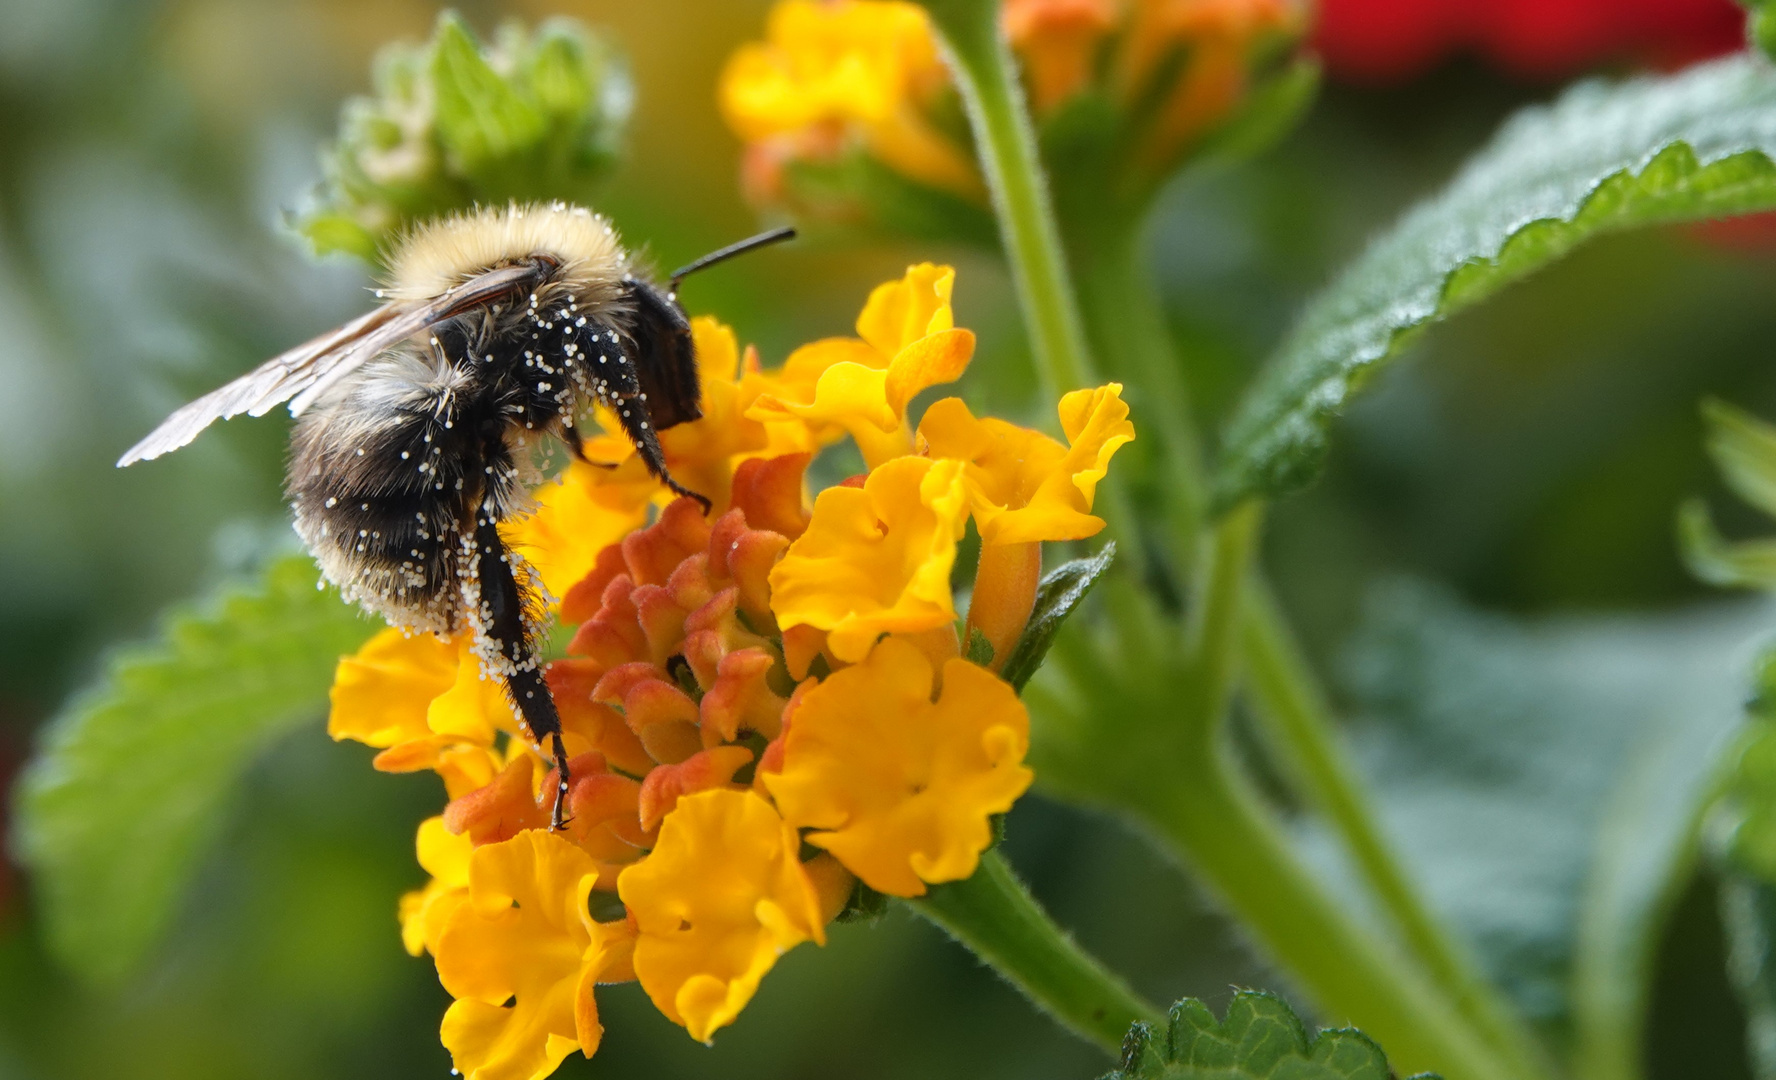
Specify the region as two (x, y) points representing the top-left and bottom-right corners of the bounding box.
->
(669, 226), (797, 294)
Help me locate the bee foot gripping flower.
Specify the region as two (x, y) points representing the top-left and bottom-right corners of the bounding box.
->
(328, 264), (1132, 1076)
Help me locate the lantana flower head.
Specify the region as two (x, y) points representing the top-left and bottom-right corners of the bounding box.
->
(720, 0), (983, 208)
(327, 264), (1132, 1077)
(723, 0), (1306, 220)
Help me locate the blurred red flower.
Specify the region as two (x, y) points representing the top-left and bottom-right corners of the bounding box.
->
(1315, 0), (1745, 83)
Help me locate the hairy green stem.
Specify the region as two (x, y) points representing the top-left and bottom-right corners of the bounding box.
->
(919, 0), (1143, 578)
(1147, 760), (1517, 1080)
(907, 848), (1164, 1053)
(1241, 580), (1554, 1080)
(919, 0), (1092, 398)
(1148, 508), (1519, 1080)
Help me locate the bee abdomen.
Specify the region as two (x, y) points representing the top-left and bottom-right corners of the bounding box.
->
(288, 358), (483, 633)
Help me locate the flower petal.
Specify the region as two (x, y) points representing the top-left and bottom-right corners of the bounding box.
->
(619, 790), (824, 1042)
(762, 637), (1033, 896)
(769, 456), (969, 662)
(329, 628), (456, 748)
(436, 831), (616, 1080)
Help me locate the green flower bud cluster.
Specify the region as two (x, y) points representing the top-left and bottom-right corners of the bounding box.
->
(295, 12), (632, 265)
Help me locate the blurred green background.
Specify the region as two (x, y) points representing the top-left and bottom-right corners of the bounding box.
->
(2, 0), (1774, 1076)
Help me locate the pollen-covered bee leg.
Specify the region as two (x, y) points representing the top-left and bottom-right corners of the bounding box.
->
(470, 509), (574, 830)
(611, 390), (711, 513)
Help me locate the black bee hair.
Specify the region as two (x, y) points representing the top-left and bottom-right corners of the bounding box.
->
(118, 203), (796, 827)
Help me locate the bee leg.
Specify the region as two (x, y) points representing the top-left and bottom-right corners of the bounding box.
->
(471, 509), (573, 830)
(612, 390), (711, 513)
(561, 422), (591, 463)
(560, 422), (624, 473)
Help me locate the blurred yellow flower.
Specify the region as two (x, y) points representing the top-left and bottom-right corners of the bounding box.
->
(619, 789), (825, 1042)
(769, 455), (969, 663)
(763, 637), (1033, 896)
(720, 0), (982, 198)
(1003, 0), (1119, 113)
(399, 816), (474, 957)
(435, 830), (635, 1080)
(749, 263), (974, 468)
(919, 382), (1135, 546)
(1117, 0), (1304, 170)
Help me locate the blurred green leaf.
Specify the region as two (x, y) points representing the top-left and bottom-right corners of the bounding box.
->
(1728, 652), (1776, 883)
(1742, 0), (1776, 61)
(1704, 398), (1776, 518)
(12, 554), (373, 985)
(1102, 991), (1410, 1080)
(1679, 399), (1776, 597)
(1216, 54), (1776, 509)
(1331, 581), (1769, 1065)
(1721, 873), (1776, 1079)
(1002, 543), (1116, 693)
(1679, 499), (1776, 588)
(1191, 58), (1322, 170)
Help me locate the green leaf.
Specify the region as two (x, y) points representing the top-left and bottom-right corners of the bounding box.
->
(1677, 399), (1776, 589)
(1725, 648), (1776, 881)
(1703, 398), (1776, 518)
(1000, 542), (1116, 692)
(1191, 58), (1322, 169)
(1678, 499), (1776, 589)
(1216, 54), (1776, 508)
(11, 554), (374, 985)
(1720, 873), (1776, 1079)
(1725, 868), (1776, 1080)
(1743, 0), (1776, 61)
(1331, 580), (1769, 1069)
(1102, 991), (1411, 1080)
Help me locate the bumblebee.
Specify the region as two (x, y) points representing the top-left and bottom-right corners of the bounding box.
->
(119, 202), (793, 827)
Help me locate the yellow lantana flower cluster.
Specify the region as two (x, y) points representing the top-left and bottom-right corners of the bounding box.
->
(327, 264), (1133, 1079)
(722, 0), (1304, 211)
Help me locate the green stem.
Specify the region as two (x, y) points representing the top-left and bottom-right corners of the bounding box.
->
(919, 0), (1092, 399)
(919, 0), (1143, 580)
(1140, 507), (1522, 1080)
(1147, 759), (1518, 1080)
(1185, 501), (1262, 715)
(1241, 580), (1554, 1080)
(907, 848), (1164, 1054)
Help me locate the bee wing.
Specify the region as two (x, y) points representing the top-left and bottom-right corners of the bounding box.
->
(116, 264), (542, 467)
